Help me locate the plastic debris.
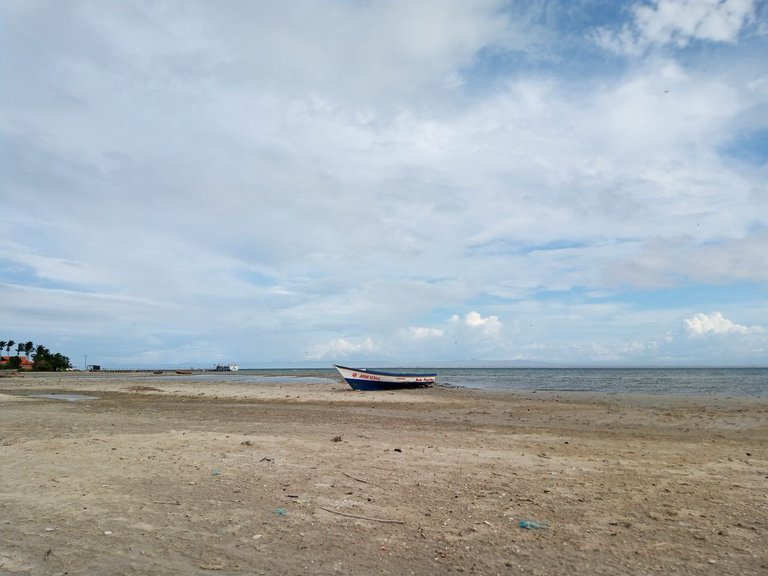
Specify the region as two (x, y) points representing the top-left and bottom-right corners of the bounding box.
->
(211, 469), (221, 476)
(518, 520), (547, 530)
(273, 508), (288, 516)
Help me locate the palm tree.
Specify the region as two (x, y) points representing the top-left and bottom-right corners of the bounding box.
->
(0, 342), (6, 358)
(16, 342), (24, 356)
(35, 344), (48, 358)
(24, 341), (34, 358)
(6, 340), (14, 357)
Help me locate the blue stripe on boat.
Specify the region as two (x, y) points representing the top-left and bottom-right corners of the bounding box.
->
(343, 378), (432, 391)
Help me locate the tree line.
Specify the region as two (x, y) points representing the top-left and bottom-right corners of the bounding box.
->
(0, 339), (72, 371)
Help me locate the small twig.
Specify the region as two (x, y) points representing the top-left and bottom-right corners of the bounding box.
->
(343, 471), (372, 485)
(153, 500), (181, 505)
(317, 506), (404, 524)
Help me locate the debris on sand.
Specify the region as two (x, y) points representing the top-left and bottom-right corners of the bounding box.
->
(126, 385), (162, 392)
(518, 520), (547, 530)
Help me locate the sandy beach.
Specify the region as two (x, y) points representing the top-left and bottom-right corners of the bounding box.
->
(1, 372), (766, 575)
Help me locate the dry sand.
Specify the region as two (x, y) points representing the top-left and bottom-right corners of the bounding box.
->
(1, 371), (766, 575)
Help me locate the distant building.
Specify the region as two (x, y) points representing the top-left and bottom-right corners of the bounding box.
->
(0, 355), (34, 370)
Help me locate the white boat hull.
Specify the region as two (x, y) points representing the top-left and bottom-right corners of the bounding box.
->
(334, 365), (436, 391)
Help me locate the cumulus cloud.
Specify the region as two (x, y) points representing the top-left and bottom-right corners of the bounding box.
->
(450, 311), (502, 337)
(684, 311), (764, 337)
(594, 0), (758, 55)
(408, 327), (445, 339)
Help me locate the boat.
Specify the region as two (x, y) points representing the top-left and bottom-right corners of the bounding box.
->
(175, 370), (192, 375)
(334, 364), (436, 391)
(215, 364), (239, 372)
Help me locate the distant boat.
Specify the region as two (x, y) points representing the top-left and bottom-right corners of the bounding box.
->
(334, 364), (436, 391)
(175, 370), (192, 375)
(215, 364), (239, 372)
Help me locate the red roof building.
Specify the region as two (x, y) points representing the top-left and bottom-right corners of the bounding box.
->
(0, 355), (34, 369)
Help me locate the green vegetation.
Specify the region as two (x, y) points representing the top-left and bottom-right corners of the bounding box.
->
(0, 339), (72, 371)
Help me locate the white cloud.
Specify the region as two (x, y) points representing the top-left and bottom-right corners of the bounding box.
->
(450, 311), (502, 337)
(684, 311), (764, 337)
(306, 337), (376, 360)
(606, 232), (768, 289)
(409, 327), (444, 339)
(594, 0), (758, 55)
(1, 2), (766, 367)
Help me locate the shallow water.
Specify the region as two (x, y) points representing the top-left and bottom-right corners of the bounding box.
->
(53, 367), (768, 397)
(433, 367), (768, 397)
(236, 367), (768, 397)
(26, 393), (99, 402)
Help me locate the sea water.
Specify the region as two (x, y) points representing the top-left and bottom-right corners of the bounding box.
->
(429, 367), (768, 397)
(170, 367), (768, 398)
(26, 393), (100, 401)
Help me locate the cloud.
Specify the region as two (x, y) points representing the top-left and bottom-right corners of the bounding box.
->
(450, 311), (502, 337)
(684, 311), (764, 336)
(605, 232), (768, 289)
(594, 0), (758, 55)
(1, 2), (766, 367)
(600, 232), (768, 289)
(408, 327), (445, 339)
(306, 337), (376, 360)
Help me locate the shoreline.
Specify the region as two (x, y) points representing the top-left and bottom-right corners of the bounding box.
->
(5, 365), (768, 399)
(2, 370), (768, 408)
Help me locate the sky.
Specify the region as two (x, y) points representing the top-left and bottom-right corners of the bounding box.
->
(1, 0), (767, 368)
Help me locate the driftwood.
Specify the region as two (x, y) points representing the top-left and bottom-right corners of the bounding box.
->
(342, 471), (372, 484)
(317, 506), (405, 524)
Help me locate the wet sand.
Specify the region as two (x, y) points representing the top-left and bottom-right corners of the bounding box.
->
(1, 372), (766, 575)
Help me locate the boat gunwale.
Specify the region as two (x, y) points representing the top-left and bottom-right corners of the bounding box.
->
(333, 364), (437, 378)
